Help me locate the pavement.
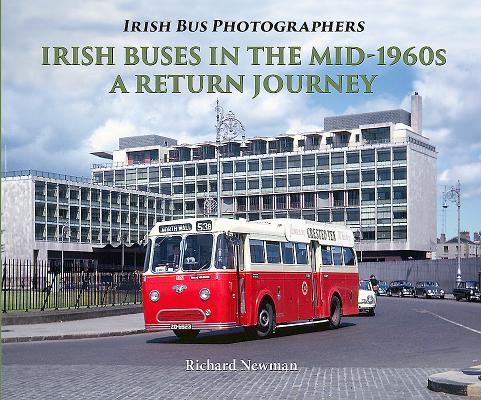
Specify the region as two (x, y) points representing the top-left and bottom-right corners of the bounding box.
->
(1, 312), (148, 343)
(1, 303), (143, 325)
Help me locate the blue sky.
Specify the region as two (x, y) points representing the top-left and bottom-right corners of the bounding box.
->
(2, 0), (481, 239)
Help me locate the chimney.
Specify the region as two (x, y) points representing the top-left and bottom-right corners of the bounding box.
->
(439, 233), (446, 243)
(411, 92), (422, 135)
(460, 231), (470, 241)
(474, 232), (480, 243)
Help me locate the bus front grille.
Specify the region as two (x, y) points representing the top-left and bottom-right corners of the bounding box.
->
(157, 309), (206, 322)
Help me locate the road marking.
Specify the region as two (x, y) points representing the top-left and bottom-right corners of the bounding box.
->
(416, 309), (481, 335)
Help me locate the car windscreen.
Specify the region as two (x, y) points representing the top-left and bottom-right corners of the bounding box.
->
(359, 281), (370, 290)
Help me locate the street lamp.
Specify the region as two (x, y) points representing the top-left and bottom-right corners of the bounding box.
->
(214, 100), (246, 218)
(60, 225), (69, 289)
(443, 181), (461, 284)
(120, 235), (126, 274)
(357, 227), (363, 263)
(203, 197), (217, 217)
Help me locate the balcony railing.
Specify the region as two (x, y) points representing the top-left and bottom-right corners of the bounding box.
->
(2, 170), (93, 184)
(90, 141), (409, 171)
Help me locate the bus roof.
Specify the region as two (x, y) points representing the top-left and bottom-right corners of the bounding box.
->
(150, 218), (354, 247)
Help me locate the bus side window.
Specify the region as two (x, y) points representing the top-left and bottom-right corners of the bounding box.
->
(250, 239), (265, 263)
(332, 246), (343, 266)
(266, 241), (281, 264)
(321, 245), (333, 266)
(343, 247), (356, 266)
(295, 243), (308, 264)
(281, 242), (295, 264)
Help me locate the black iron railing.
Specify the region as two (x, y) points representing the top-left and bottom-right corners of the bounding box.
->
(1, 259), (143, 313)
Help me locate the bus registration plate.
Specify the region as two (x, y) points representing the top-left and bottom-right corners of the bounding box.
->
(170, 323), (192, 330)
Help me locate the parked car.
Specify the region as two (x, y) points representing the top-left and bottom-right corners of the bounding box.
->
(377, 281), (389, 296)
(414, 281), (445, 299)
(387, 280), (415, 297)
(358, 280), (376, 316)
(452, 281), (480, 302)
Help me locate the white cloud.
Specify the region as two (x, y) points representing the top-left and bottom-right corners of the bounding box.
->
(439, 162), (481, 185)
(438, 162), (481, 199)
(424, 128), (451, 145)
(85, 119), (136, 151)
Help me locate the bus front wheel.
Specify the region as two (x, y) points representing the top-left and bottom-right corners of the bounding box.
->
(329, 296), (342, 329)
(173, 329), (200, 341)
(255, 301), (275, 338)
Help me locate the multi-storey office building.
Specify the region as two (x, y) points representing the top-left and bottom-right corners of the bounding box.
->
(91, 94), (437, 261)
(1, 171), (167, 262)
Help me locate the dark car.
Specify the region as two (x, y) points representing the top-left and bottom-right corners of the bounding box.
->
(452, 281), (480, 302)
(387, 280), (415, 297)
(377, 281), (389, 296)
(414, 281), (445, 299)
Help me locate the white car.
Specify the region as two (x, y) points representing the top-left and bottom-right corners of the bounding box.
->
(358, 280), (376, 316)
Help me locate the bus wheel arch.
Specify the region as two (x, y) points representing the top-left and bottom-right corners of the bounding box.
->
(328, 293), (342, 329)
(254, 295), (276, 338)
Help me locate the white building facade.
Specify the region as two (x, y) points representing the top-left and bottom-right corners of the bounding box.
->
(91, 94), (437, 261)
(1, 171), (167, 261)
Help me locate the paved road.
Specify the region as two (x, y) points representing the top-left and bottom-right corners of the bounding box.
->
(3, 297), (481, 399)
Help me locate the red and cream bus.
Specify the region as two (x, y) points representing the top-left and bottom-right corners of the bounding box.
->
(142, 218), (359, 340)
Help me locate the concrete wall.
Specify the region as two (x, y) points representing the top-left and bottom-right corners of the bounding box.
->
(1, 178), (35, 259)
(359, 258), (481, 291)
(407, 144), (437, 252)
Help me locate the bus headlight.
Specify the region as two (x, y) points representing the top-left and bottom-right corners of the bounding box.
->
(199, 288), (210, 301)
(149, 290), (160, 302)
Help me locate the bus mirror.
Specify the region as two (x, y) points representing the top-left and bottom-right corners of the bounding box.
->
(227, 235), (240, 246)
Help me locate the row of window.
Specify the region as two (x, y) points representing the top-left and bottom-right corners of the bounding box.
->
(360, 225), (407, 240)
(249, 240), (356, 266)
(250, 240), (309, 264)
(95, 148), (408, 183)
(321, 246), (356, 266)
(160, 176), (408, 196)
(35, 182), (163, 208)
(34, 223), (148, 243)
